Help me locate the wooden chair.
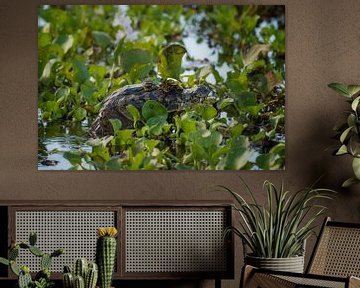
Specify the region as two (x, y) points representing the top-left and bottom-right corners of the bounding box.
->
(241, 217), (360, 288)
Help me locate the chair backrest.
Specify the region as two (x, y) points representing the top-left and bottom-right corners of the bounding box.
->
(307, 217), (360, 277)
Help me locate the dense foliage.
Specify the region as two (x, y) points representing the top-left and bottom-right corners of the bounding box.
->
(329, 83), (360, 187)
(38, 5), (285, 170)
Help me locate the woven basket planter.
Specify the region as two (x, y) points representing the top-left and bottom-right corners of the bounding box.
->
(245, 254), (305, 273)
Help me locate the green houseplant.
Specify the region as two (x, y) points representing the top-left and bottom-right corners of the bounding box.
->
(222, 179), (334, 272)
(328, 83), (360, 187)
(0, 232), (63, 288)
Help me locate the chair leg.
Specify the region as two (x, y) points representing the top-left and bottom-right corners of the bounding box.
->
(240, 265), (255, 288)
(349, 276), (360, 288)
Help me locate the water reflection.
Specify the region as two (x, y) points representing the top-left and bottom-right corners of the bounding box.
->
(38, 119), (91, 170)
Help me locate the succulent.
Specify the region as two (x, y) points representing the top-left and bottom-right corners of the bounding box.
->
(96, 227), (118, 288)
(0, 232), (64, 288)
(63, 259), (98, 288)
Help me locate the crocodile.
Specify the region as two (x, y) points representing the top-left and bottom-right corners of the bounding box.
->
(89, 80), (211, 138)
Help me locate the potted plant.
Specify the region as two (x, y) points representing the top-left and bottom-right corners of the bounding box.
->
(328, 83), (360, 187)
(222, 179), (334, 273)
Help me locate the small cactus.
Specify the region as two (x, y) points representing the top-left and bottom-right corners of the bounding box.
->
(74, 275), (85, 288)
(85, 263), (98, 288)
(63, 259), (98, 288)
(29, 245), (44, 257)
(74, 258), (88, 279)
(96, 227), (118, 288)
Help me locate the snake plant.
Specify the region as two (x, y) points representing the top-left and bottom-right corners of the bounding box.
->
(222, 179), (335, 258)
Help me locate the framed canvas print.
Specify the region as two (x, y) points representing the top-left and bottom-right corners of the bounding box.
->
(38, 5), (285, 170)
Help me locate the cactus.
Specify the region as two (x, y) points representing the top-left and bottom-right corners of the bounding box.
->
(63, 259), (98, 288)
(74, 258), (88, 279)
(29, 232), (37, 246)
(85, 262), (98, 288)
(74, 275), (85, 288)
(18, 270), (32, 288)
(0, 232), (64, 288)
(40, 253), (52, 270)
(63, 272), (74, 288)
(96, 227), (118, 288)
(29, 245), (44, 257)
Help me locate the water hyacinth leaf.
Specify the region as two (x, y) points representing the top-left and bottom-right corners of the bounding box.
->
(243, 104), (265, 117)
(352, 157), (360, 179)
(147, 116), (167, 136)
(236, 91), (256, 107)
(224, 136), (251, 170)
(226, 71), (248, 94)
(53, 34), (74, 54)
(126, 104), (141, 123)
(91, 31), (112, 48)
(142, 100), (168, 121)
(55, 86), (70, 99)
(40, 59), (58, 84)
(158, 43), (187, 80)
(121, 48), (152, 73)
(91, 145), (110, 163)
(127, 63), (152, 83)
(196, 105), (218, 121)
(64, 151), (82, 166)
(243, 44), (270, 66)
(72, 57), (90, 84)
(109, 119), (122, 133)
(73, 107), (87, 121)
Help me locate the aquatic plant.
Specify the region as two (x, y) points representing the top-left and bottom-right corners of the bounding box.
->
(38, 5), (285, 170)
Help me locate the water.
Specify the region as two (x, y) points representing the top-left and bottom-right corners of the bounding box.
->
(38, 7), (285, 170)
(38, 117), (91, 170)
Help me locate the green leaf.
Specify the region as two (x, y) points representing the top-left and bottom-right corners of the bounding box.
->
(63, 151), (82, 166)
(224, 136), (251, 170)
(328, 83), (352, 97)
(91, 31), (112, 48)
(340, 126), (352, 143)
(53, 34), (74, 54)
(158, 43), (187, 80)
(109, 119), (122, 133)
(55, 86), (70, 99)
(40, 59), (58, 84)
(336, 145), (348, 155)
(73, 108), (87, 121)
(147, 116), (167, 136)
(197, 105), (218, 121)
(121, 48), (152, 73)
(348, 85), (360, 96)
(342, 177), (360, 187)
(0, 257), (9, 266)
(142, 100), (168, 121)
(126, 104), (141, 124)
(352, 157), (360, 179)
(243, 44), (270, 66)
(236, 91), (256, 107)
(72, 57), (89, 84)
(351, 96), (360, 111)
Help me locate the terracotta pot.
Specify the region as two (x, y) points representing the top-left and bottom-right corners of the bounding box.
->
(245, 254), (305, 273)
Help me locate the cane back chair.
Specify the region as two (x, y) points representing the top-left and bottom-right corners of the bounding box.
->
(241, 217), (360, 288)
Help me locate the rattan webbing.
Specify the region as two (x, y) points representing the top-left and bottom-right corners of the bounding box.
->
(309, 226), (360, 277)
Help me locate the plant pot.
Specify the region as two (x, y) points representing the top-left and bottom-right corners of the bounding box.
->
(245, 254), (305, 273)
